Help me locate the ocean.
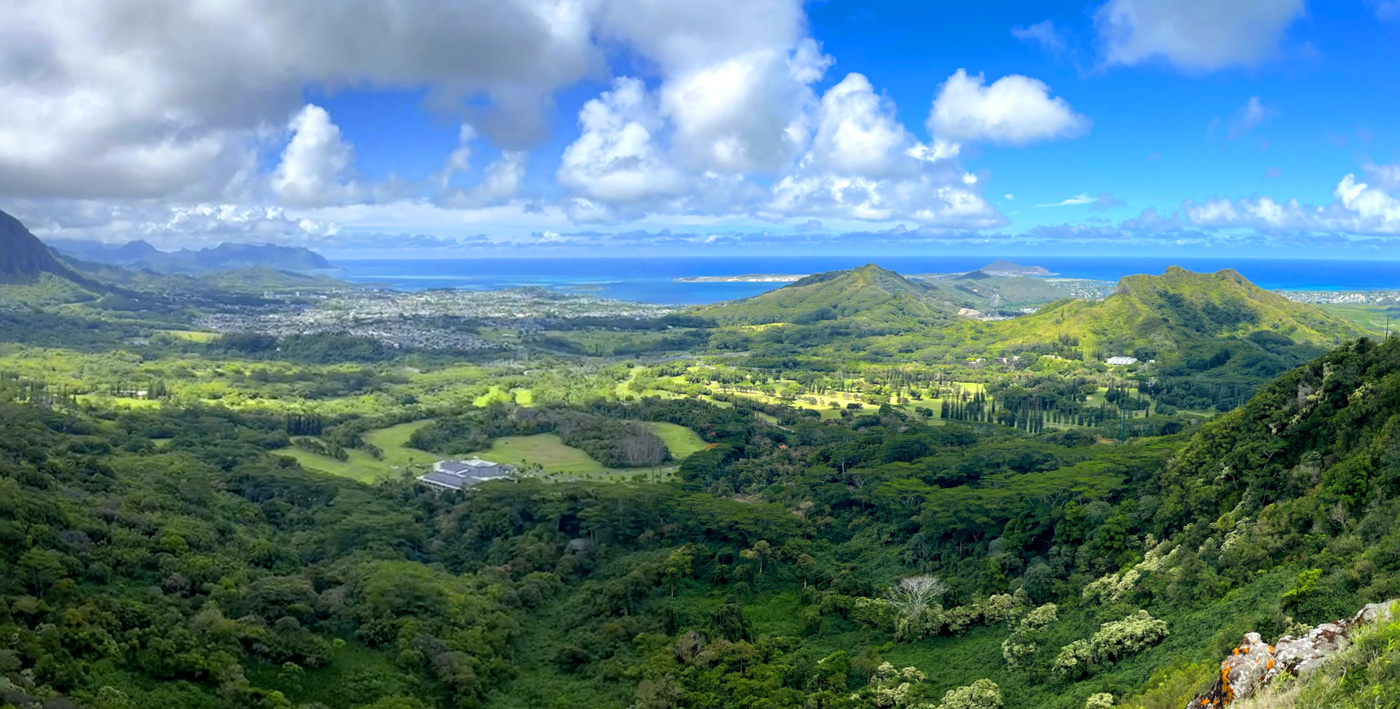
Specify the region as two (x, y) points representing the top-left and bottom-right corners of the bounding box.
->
(328, 256), (1400, 305)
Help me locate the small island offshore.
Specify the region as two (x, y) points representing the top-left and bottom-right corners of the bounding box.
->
(675, 273), (808, 283)
(677, 260), (1057, 283)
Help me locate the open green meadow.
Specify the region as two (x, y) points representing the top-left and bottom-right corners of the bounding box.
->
(278, 420), (433, 483)
(1314, 303), (1395, 334)
(156, 329), (221, 342)
(475, 433), (611, 474)
(288, 419), (704, 483)
(644, 421), (708, 458)
(274, 445), (397, 484)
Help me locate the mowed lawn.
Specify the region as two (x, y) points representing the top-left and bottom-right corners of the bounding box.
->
(279, 419), (433, 483)
(1316, 304), (1393, 334)
(285, 420), (706, 483)
(645, 421), (707, 459)
(277, 447), (392, 484)
(156, 329), (221, 342)
(475, 434), (610, 475)
(474, 424), (705, 478)
(362, 420), (434, 469)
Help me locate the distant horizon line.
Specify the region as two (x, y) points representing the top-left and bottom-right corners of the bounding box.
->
(323, 254), (1400, 263)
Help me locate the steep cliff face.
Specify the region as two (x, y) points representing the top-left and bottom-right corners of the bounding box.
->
(0, 209), (69, 283)
(1186, 600), (1397, 708)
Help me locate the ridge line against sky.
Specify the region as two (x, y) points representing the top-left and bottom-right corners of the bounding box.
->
(2, 0), (1399, 258)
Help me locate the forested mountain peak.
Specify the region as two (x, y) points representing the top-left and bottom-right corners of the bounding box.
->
(1109, 266), (1362, 342)
(1117, 265), (1247, 297)
(989, 266), (1363, 359)
(699, 263), (959, 326)
(800, 262), (923, 289)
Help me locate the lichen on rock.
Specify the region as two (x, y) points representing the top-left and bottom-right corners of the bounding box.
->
(1184, 599), (1397, 708)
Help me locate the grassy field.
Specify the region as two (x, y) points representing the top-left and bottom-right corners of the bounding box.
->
(74, 394), (162, 410)
(156, 329), (221, 342)
(645, 421), (707, 459)
(279, 420), (433, 483)
(362, 420), (433, 468)
(1315, 304), (1394, 334)
(475, 434), (611, 474)
(276, 446), (395, 484)
(475, 434), (678, 482)
(283, 419), (696, 484)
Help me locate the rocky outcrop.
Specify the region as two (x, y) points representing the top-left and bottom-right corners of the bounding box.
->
(1185, 600), (1396, 708)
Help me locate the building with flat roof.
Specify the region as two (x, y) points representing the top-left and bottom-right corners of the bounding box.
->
(1106, 356), (1139, 366)
(418, 458), (515, 492)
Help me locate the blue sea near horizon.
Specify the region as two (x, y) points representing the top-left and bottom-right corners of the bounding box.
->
(327, 256), (1400, 305)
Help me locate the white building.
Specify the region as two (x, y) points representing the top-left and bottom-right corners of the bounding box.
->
(418, 458), (515, 491)
(1106, 356), (1139, 366)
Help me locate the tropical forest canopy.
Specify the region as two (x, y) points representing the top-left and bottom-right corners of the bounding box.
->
(2, 210), (1399, 709)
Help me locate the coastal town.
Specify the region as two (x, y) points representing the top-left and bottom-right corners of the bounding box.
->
(194, 286), (677, 349)
(1280, 289), (1400, 305)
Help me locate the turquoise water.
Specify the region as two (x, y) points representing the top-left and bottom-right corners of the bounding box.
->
(328, 256), (1400, 305)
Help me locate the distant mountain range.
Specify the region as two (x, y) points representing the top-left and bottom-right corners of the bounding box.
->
(697, 262), (1364, 358)
(0, 208), (344, 300)
(46, 238), (332, 273)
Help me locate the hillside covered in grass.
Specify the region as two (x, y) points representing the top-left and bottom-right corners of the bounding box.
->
(987, 267), (1363, 358)
(698, 264), (961, 327)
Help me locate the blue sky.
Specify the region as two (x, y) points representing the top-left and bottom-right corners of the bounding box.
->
(4, 0), (1400, 257)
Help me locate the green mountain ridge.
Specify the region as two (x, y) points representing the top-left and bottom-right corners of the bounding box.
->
(987, 266), (1363, 357)
(698, 263), (961, 326)
(695, 263), (1362, 368)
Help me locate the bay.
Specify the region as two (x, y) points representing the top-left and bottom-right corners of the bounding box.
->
(328, 256), (1400, 305)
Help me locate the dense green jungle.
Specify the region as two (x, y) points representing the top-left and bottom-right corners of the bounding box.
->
(3, 211), (1400, 709)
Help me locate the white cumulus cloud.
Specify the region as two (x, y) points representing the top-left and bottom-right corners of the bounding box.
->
(767, 74), (1002, 228)
(0, 0), (607, 201)
(1179, 171), (1400, 235)
(599, 0), (828, 174)
(272, 105), (358, 207)
(809, 74), (915, 177)
(557, 78), (687, 205)
(927, 70), (1090, 145)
